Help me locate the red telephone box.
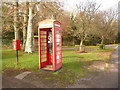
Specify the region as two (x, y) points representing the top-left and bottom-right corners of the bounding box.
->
(12, 40), (21, 50)
(38, 19), (62, 72)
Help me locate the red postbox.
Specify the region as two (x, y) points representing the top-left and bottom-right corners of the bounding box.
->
(38, 19), (62, 72)
(12, 40), (21, 50)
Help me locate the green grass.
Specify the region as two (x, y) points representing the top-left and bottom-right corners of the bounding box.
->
(62, 48), (113, 72)
(62, 46), (79, 48)
(2, 50), (39, 70)
(2, 48), (114, 72)
(2, 48), (114, 87)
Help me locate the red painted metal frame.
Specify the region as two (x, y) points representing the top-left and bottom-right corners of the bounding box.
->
(52, 22), (56, 71)
(53, 21), (62, 71)
(38, 20), (62, 71)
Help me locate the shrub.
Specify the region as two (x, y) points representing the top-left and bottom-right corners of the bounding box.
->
(98, 44), (105, 49)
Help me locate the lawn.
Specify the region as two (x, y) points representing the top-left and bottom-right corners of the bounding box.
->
(2, 48), (113, 71)
(2, 47), (115, 87)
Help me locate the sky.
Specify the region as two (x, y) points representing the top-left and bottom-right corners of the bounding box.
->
(3, 0), (119, 11)
(60, 0), (119, 12)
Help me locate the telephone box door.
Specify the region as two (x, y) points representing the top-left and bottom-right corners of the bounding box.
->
(39, 30), (48, 68)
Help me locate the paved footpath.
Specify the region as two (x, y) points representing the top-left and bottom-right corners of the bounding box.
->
(2, 75), (37, 88)
(68, 46), (119, 88)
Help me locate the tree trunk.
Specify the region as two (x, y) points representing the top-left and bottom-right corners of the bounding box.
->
(25, 3), (34, 53)
(23, 2), (29, 50)
(101, 36), (104, 44)
(101, 39), (104, 44)
(114, 40), (115, 44)
(100, 36), (105, 49)
(79, 39), (84, 51)
(13, 2), (19, 40)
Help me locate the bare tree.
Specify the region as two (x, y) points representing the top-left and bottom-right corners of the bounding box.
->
(23, 1), (29, 50)
(25, 2), (35, 53)
(74, 1), (100, 51)
(38, 1), (63, 19)
(13, 2), (19, 40)
(94, 9), (117, 45)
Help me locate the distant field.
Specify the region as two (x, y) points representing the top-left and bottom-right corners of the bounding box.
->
(62, 44), (118, 48)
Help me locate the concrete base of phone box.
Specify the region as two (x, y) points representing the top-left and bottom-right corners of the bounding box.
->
(40, 67), (62, 72)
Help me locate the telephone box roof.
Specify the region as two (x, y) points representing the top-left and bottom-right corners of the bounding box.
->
(38, 19), (60, 29)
